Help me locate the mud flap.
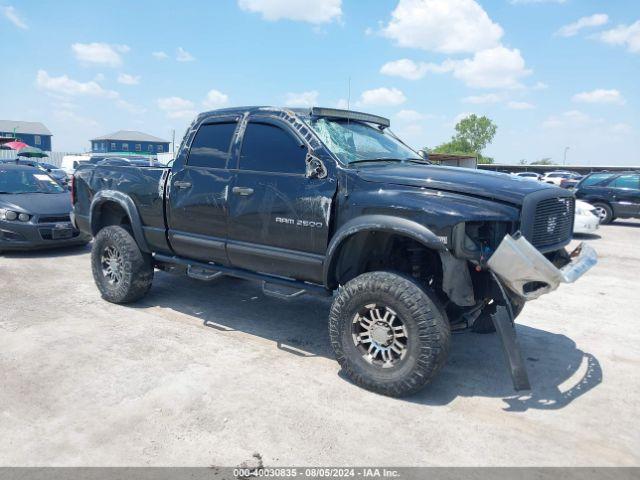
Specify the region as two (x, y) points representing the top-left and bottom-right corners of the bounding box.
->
(491, 304), (531, 391)
(489, 271), (531, 391)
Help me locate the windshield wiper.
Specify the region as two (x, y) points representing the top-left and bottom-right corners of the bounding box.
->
(349, 158), (406, 165)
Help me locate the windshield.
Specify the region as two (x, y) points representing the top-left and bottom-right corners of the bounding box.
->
(0, 169), (65, 194)
(307, 118), (420, 164)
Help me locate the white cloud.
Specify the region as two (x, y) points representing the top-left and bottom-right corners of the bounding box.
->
(284, 90), (319, 107)
(532, 81), (549, 90)
(610, 123), (633, 135)
(334, 98), (350, 109)
(203, 89), (230, 109)
(395, 109), (428, 122)
(2, 5), (28, 29)
(35, 70), (118, 99)
(382, 0), (503, 54)
(556, 14), (608, 38)
(543, 110), (593, 129)
(380, 58), (452, 80)
(157, 96), (197, 119)
(595, 21), (640, 54)
(434, 46), (531, 89)
(176, 47), (195, 62)
(117, 73), (140, 85)
(359, 87), (406, 107)
(572, 89), (625, 105)
(238, 0), (341, 24)
(462, 93), (502, 104)
(152, 51), (169, 60)
(380, 59), (430, 80)
(507, 101), (535, 110)
(71, 42), (130, 67)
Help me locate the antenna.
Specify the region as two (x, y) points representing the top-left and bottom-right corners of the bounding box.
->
(347, 76), (351, 111)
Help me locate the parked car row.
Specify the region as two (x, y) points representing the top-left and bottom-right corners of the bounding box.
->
(513, 170), (584, 188)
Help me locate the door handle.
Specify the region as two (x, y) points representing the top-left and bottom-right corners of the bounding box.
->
(232, 186), (254, 196)
(174, 180), (192, 189)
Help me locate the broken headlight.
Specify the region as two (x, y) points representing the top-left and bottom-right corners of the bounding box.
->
(453, 221), (514, 261)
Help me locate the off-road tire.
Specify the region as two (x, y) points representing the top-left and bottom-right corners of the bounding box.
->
(472, 301), (524, 333)
(91, 225), (153, 304)
(592, 202), (613, 224)
(329, 271), (450, 397)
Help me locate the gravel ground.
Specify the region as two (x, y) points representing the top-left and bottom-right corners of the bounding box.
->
(1, 220), (639, 466)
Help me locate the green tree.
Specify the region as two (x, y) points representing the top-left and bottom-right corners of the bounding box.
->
(530, 157), (555, 165)
(430, 114), (498, 164)
(454, 114), (497, 154)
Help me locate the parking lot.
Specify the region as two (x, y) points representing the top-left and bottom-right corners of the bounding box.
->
(1, 220), (639, 467)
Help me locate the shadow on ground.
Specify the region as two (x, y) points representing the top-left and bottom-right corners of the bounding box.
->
(131, 271), (602, 411)
(0, 242), (91, 258)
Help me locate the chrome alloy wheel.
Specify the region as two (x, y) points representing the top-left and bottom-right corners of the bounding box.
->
(101, 245), (124, 285)
(594, 205), (608, 222)
(352, 304), (408, 368)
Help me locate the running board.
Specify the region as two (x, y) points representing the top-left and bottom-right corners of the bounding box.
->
(262, 282), (306, 300)
(187, 265), (224, 281)
(153, 253), (331, 297)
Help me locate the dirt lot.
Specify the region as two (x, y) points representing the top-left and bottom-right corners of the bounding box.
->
(1, 220), (639, 467)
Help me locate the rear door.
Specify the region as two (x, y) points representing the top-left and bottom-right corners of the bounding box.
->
(167, 117), (238, 264)
(226, 116), (336, 283)
(609, 174), (640, 217)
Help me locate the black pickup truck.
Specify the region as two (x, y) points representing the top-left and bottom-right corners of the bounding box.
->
(72, 107), (596, 397)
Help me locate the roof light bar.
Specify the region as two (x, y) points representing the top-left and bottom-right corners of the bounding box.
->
(310, 107), (390, 128)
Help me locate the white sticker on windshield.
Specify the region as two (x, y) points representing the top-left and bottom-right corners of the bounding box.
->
(33, 174), (53, 181)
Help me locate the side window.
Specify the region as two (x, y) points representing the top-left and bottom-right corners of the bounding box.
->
(581, 173), (614, 187)
(239, 122), (306, 174)
(188, 122), (237, 168)
(610, 174), (640, 190)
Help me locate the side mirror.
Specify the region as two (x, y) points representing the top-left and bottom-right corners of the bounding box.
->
(418, 149), (428, 159)
(305, 152), (327, 179)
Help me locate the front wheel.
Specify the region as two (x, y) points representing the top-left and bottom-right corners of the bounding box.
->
(592, 202), (613, 224)
(91, 225), (153, 304)
(329, 271), (450, 397)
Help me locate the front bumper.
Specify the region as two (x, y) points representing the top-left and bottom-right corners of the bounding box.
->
(0, 220), (90, 251)
(487, 233), (597, 300)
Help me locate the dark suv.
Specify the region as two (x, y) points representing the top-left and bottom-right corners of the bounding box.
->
(575, 171), (640, 224)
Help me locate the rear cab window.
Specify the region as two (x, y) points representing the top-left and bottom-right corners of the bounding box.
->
(188, 122), (238, 168)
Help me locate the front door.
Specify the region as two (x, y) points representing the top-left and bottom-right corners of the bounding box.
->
(167, 118), (238, 264)
(227, 117), (336, 283)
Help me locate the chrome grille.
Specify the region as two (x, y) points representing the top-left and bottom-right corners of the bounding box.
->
(531, 197), (574, 248)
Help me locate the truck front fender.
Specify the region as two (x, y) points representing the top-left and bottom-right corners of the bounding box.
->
(90, 190), (151, 253)
(323, 215), (447, 288)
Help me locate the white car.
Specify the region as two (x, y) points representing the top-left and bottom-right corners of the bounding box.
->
(513, 172), (541, 181)
(60, 154), (91, 176)
(541, 171), (579, 186)
(574, 200), (600, 234)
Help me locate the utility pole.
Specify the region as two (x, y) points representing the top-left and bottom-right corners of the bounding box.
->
(172, 129), (176, 157)
(563, 146), (570, 166)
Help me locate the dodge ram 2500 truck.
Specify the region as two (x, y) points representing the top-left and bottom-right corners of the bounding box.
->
(72, 107), (597, 397)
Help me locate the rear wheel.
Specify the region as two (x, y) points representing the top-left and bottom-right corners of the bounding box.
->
(329, 271), (450, 397)
(91, 225), (153, 303)
(592, 202), (613, 224)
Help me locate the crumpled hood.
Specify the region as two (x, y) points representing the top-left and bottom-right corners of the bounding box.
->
(356, 164), (560, 205)
(0, 192), (71, 215)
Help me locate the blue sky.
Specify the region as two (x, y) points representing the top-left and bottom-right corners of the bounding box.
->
(1, 0), (639, 165)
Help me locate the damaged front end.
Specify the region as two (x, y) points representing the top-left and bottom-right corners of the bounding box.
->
(480, 232), (597, 391)
(487, 232), (597, 300)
